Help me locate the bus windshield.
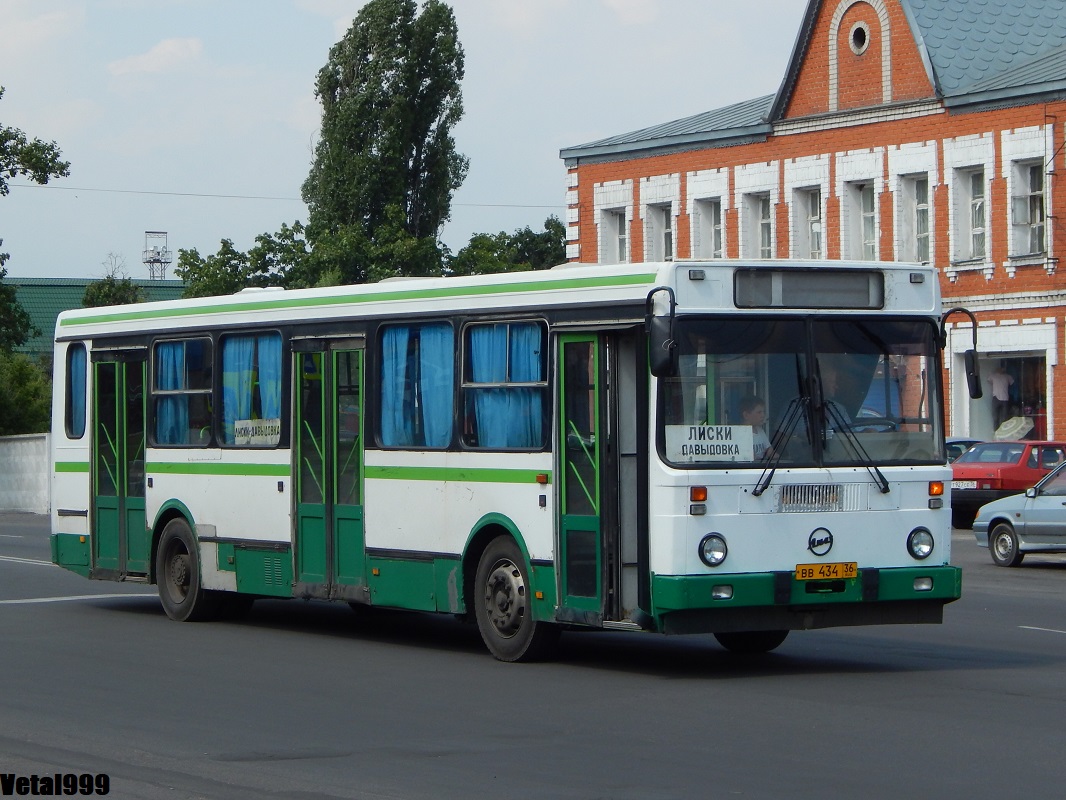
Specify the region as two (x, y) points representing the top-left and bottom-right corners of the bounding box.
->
(661, 316), (943, 468)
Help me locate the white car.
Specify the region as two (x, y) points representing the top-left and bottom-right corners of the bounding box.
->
(973, 461), (1066, 567)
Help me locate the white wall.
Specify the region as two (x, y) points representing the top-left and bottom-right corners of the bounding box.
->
(0, 434), (50, 514)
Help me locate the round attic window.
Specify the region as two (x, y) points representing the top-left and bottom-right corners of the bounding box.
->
(850, 21), (870, 55)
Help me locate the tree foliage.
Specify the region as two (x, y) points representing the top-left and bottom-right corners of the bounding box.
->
(302, 0), (468, 247)
(82, 254), (145, 308)
(0, 350), (51, 435)
(1, 85), (68, 351)
(450, 216), (566, 276)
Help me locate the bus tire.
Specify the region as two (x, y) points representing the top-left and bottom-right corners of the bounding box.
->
(714, 630), (789, 654)
(156, 517), (219, 622)
(989, 522), (1024, 567)
(474, 535), (559, 662)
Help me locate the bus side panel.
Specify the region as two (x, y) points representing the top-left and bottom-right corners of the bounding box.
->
(363, 450), (554, 613)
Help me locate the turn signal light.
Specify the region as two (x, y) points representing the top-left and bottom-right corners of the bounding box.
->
(928, 481), (944, 496)
(690, 486), (708, 502)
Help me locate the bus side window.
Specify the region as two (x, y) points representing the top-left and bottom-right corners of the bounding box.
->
(153, 337), (213, 447)
(65, 342), (87, 439)
(380, 322), (454, 448)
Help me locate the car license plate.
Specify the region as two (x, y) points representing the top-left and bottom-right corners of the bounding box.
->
(951, 480), (977, 490)
(796, 562), (857, 580)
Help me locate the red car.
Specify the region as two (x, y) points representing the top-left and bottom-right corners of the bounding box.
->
(951, 440), (1066, 528)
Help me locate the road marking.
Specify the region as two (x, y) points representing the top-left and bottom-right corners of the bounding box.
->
(0, 593), (155, 605)
(0, 534), (24, 539)
(1020, 626), (1066, 635)
(0, 555), (56, 567)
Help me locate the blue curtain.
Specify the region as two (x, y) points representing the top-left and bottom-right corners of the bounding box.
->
(68, 345), (86, 438)
(468, 324), (544, 449)
(508, 324), (543, 447)
(381, 327), (412, 446)
(470, 325), (511, 447)
(419, 324), (454, 447)
(222, 336), (255, 443)
(156, 342), (187, 445)
(258, 334), (282, 419)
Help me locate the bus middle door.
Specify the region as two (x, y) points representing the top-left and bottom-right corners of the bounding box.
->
(292, 341), (367, 602)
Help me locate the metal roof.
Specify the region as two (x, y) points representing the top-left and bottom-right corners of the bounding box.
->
(562, 0), (1066, 163)
(8, 278), (185, 360)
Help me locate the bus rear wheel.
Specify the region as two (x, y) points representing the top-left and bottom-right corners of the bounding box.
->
(714, 630), (789, 654)
(474, 536), (559, 662)
(156, 517), (219, 622)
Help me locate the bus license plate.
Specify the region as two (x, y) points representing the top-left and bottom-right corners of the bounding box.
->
(796, 562), (857, 580)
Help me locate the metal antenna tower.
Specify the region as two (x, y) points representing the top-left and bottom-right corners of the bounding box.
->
(143, 231), (173, 280)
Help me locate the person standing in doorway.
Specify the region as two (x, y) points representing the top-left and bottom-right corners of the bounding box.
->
(988, 364), (1014, 430)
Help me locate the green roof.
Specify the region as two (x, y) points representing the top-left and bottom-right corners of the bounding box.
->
(7, 277), (185, 361)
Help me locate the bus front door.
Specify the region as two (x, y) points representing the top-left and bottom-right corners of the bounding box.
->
(91, 354), (148, 578)
(558, 335), (604, 620)
(293, 344), (367, 601)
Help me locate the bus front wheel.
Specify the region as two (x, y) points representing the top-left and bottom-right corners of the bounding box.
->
(714, 630), (789, 654)
(156, 517), (219, 622)
(474, 536), (559, 662)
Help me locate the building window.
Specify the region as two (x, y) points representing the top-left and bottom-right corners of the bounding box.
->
(954, 168), (986, 262)
(647, 204), (674, 261)
(601, 209), (627, 263)
(1011, 162), (1046, 257)
(744, 193), (773, 258)
(379, 322), (454, 448)
(694, 198), (723, 258)
(793, 188), (822, 259)
(845, 182), (877, 260)
(899, 175), (931, 263)
(153, 338), (213, 447)
(461, 321), (548, 450)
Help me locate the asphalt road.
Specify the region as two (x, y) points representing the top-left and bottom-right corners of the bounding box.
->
(2, 512), (1065, 799)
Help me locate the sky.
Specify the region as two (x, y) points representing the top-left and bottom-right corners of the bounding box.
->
(0, 0), (808, 280)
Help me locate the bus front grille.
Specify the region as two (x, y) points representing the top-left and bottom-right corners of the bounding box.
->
(776, 483), (861, 513)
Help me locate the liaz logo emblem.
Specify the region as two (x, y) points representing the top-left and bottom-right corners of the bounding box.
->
(808, 527), (833, 557)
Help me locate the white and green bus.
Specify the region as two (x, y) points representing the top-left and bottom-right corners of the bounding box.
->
(50, 260), (970, 660)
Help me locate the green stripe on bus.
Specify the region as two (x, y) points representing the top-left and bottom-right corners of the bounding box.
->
(148, 462), (290, 477)
(59, 272), (658, 327)
(365, 465), (549, 484)
(55, 462), (91, 473)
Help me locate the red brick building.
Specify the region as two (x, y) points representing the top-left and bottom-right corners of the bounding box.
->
(561, 0), (1066, 442)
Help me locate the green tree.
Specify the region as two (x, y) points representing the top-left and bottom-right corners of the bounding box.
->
(0, 350), (50, 434)
(175, 240), (253, 299)
(302, 0), (468, 249)
(82, 254), (145, 308)
(1, 85), (69, 350)
(449, 216), (566, 276)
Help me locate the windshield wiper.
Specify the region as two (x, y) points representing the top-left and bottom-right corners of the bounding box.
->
(823, 401), (891, 494)
(753, 396), (807, 497)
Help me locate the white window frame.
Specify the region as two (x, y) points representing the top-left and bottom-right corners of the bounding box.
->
(645, 203), (674, 261)
(898, 174), (931, 263)
(741, 193), (773, 259)
(845, 181), (878, 260)
(951, 167), (988, 263)
(692, 198), (723, 259)
(1010, 160), (1046, 258)
(792, 187), (823, 259)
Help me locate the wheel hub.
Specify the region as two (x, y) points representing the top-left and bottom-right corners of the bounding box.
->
(483, 560), (526, 638)
(169, 553), (190, 591)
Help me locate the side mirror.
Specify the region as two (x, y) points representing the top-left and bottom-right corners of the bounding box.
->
(646, 286), (678, 378)
(964, 350), (983, 399)
(647, 316), (678, 378)
(1026, 487), (1038, 499)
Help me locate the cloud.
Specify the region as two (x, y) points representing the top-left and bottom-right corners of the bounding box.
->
(107, 37), (204, 77)
(0, 3), (83, 74)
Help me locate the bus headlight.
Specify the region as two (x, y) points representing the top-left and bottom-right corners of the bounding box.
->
(698, 533), (728, 567)
(907, 528), (934, 560)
